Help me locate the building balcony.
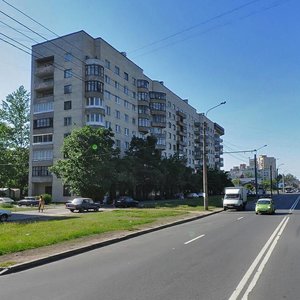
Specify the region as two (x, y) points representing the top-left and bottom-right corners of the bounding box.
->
(177, 130), (187, 137)
(149, 91), (166, 101)
(177, 139), (187, 147)
(138, 125), (150, 133)
(151, 121), (166, 128)
(137, 79), (149, 90)
(85, 107), (106, 116)
(35, 65), (54, 77)
(176, 110), (186, 119)
(35, 79), (54, 91)
(86, 120), (105, 127)
(156, 144), (166, 150)
(150, 109), (166, 116)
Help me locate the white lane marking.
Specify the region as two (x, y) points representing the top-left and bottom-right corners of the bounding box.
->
(184, 234), (205, 245)
(241, 216), (289, 299)
(228, 216), (289, 300)
(289, 195), (300, 214)
(237, 217), (244, 221)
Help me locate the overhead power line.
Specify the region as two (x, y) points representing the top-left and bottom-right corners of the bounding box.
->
(130, 0), (290, 58)
(128, 0), (262, 55)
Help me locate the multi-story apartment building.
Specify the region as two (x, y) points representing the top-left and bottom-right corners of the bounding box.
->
(29, 31), (224, 201)
(229, 155), (277, 183)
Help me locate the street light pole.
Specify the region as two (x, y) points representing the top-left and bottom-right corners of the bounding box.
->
(203, 101), (226, 210)
(276, 163), (284, 194)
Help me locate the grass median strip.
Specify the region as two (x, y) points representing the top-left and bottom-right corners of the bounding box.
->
(0, 209), (188, 256)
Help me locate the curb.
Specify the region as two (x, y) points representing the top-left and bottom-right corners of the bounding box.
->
(1, 209), (223, 276)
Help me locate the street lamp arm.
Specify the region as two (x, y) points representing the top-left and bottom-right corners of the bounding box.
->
(205, 101), (226, 116)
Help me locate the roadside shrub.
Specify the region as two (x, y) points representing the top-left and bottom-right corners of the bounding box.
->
(42, 194), (52, 205)
(0, 203), (13, 209)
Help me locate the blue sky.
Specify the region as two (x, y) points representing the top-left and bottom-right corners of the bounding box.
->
(1, 0), (299, 177)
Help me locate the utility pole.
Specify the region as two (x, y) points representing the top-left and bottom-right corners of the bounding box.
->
(202, 101), (226, 210)
(223, 144), (267, 199)
(270, 165), (273, 197)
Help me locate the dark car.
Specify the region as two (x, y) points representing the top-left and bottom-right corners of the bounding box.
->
(114, 196), (139, 208)
(18, 196), (39, 206)
(0, 209), (12, 222)
(66, 197), (100, 213)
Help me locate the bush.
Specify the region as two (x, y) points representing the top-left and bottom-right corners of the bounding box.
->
(0, 203), (13, 209)
(42, 194), (52, 205)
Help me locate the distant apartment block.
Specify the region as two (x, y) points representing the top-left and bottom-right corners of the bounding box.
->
(229, 155), (277, 183)
(29, 30), (225, 201)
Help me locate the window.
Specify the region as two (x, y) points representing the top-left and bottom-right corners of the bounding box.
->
(115, 95), (121, 104)
(64, 101), (72, 110)
(33, 101), (53, 114)
(106, 106), (111, 116)
(152, 115), (166, 123)
(132, 118), (136, 125)
(85, 64), (104, 77)
(32, 150), (53, 161)
(64, 117), (72, 126)
(115, 110), (121, 119)
(124, 72), (129, 81)
(124, 86), (128, 95)
(64, 133), (70, 138)
(124, 114), (129, 122)
(125, 141), (129, 150)
(105, 121), (111, 129)
(114, 66), (120, 75)
(33, 118), (53, 129)
(105, 75), (110, 84)
(85, 81), (103, 92)
(115, 81), (120, 89)
(124, 128), (129, 135)
(32, 166), (51, 177)
(63, 185), (71, 197)
(132, 104), (136, 111)
(124, 100), (129, 109)
(86, 113), (104, 125)
(104, 90), (111, 100)
(137, 79), (149, 89)
(150, 102), (166, 111)
(132, 91), (136, 99)
(138, 106), (149, 114)
(116, 139), (121, 148)
(105, 59), (110, 69)
(115, 124), (121, 133)
(86, 97), (103, 108)
(64, 85), (72, 94)
(138, 118), (150, 127)
(149, 92), (166, 100)
(138, 92), (149, 101)
(64, 69), (72, 78)
(132, 77), (136, 86)
(33, 134), (53, 144)
(64, 52), (72, 62)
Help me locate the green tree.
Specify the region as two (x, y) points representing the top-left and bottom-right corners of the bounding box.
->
(0, 86), (30, 192)
(121, 136), (162, 200)
(0, 86), (30, 148)
(50, 126), (119, 200)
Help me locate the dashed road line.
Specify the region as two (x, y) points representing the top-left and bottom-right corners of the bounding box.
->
(184, 234), (205, 245)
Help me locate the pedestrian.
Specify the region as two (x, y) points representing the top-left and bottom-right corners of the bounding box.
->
(38, 195), (45, 212)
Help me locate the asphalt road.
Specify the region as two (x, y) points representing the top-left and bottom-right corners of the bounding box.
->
(0, 194), (299, 300)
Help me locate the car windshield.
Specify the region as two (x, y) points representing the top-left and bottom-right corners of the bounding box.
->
(225, 194), (239, 199)
(257, 200), (271, 205)
(72, 198), (83, 204)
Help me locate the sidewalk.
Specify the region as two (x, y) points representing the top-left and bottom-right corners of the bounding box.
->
(0, 208), (223, 276)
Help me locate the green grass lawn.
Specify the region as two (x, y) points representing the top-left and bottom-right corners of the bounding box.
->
(0, 196), (223, 257)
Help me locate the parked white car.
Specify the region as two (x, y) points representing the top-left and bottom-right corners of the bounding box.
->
(0, 209), (12, 222)
(0, 197), (14, 204)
